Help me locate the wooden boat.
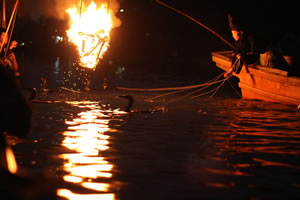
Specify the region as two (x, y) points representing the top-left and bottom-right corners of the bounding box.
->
(211, 51), (300, 106)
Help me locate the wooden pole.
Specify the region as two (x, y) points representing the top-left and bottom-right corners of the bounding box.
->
(155, 0), (236, 50)
(0, 0), (18, 54)
(2, 0), (6, 28)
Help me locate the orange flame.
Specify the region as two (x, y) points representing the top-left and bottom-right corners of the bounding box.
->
(66, 1), (113, 69)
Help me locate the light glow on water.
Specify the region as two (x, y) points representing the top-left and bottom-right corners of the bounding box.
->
(57, 101), (125, 200)
(57, 189), (115, 200)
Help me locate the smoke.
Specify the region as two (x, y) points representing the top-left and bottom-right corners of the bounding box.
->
(21, 0), (121, 28)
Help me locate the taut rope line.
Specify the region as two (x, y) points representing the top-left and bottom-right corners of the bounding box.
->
(162, 73), (226, 104)
(116, 74), (224, 92)
(117, 72), (228, 104)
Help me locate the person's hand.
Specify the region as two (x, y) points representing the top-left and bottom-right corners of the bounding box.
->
(9, 41), (18, 50)
(236, 53), (241, 60)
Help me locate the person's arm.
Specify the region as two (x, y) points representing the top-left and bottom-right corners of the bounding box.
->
(0, 66), (32, 137)
(9, 41), (18, 50)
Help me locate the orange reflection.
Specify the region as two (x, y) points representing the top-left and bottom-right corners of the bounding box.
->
(201, 101), (300, 189)
(204, 182), (235, 188)
(57, 101), (124, 200)
(57, 189), (115, 200)
(203, 167), (251, 176)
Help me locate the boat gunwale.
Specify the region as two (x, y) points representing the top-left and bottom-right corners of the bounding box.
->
(211, 51), (300, 86)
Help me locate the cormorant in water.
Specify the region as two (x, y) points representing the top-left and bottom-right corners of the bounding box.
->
(118, 95), (168, 113)
(118, 95), (134, 112)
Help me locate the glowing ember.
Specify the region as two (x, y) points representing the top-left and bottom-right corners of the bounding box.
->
(66, 1), (113, 69)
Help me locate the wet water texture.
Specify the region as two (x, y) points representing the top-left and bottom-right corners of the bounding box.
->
(11, 91), (300, 200)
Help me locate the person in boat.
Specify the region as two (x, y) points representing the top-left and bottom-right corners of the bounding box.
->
(0, 28), (20, 78)
(224, 14), (259, 77)
(263, 31), (300, 76)
(281, 32), (300, 76)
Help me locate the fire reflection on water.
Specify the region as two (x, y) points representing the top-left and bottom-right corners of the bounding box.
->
(57, 101), (125, 200)
(199, 101), (300, 189)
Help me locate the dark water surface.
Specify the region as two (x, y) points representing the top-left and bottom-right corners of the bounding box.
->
(12, 90), (300, 200)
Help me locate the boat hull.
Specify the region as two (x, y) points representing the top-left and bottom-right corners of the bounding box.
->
(212, 51), (300, 105)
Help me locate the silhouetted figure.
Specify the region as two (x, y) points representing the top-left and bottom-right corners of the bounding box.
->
(103, 75), (107, 90)
(0, 61), (31, 174)
(225, 14), (259, 77)
(0, 65), (32, 137)
(85, 77), (91, 91)
(40, 77), (48, 92)
(0, 63), (60, 200)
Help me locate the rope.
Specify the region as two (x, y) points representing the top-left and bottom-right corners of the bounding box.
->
(145, 79), (224, 103)
(191, 86), (220, 99)
(209, 77), (228, 98)
(186, 79), (224, 97)
(164, 81), (222, 104)
(144, 87), (192, 102)
(162, 73), (226, 104)
(116, 78), (223, 92)
(116, 71), (227, 104)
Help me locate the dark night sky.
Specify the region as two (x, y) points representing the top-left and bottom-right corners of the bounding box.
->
(12, 0), (300, 46)
(10, 0), (300, 81)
